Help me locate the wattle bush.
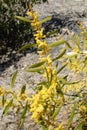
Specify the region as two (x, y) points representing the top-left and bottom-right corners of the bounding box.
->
(0, 0), (48, 53)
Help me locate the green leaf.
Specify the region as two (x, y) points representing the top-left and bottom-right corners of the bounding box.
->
(34, 85), (43, 91)
(51, 104), (63, 119)
(49, 70), (53, 85)
(3, 99), (13, 115)
(21, 85), (26, 94)
(57, 76), (79, 85)
(76, 35), (80, 49)
(19, 44), (36, 52)
(10, 70), (18, 88)
(49, 40), (66, 48)
(34, 81), (48, 91)
(65, 41), (72, 49)
(40, 16), (52, 24)
(83, 39), (87, 50)
(63, 75), (68, 80)
(40, 121), (48, 130)
(44, 67), (49, 83)
(37, 81), (48, 86)
(20, 102), (28, 127)
(42, 125), (48, 130)
(15, 16), (31, 23)
(26, 68), (43, 73)
(77, 122), (83, 130)
(21, 102), (27, 119)
(2, 94), (6, 106)
(56, 61), (58, 68)
(46, 30), (58, 37)
(72, 34), (76, 44)
(52, 49), (66, 61)
(20, 118), (25, 128)
(66, 104), (77, 130)
(57, 63), (67, 74)
(29, 61), (45, 68)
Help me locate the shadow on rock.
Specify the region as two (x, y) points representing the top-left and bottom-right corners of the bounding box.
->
(43, 10), (87, 35)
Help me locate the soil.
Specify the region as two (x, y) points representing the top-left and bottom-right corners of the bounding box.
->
(0, 0), (87, 130)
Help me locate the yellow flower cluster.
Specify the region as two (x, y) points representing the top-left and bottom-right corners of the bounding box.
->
(78, 21), (87, 40)
(79, 105), (87, 113)
(54, 122), (64, 130)
(0, 86), (5, 95)
(67, 57), (84, 73)
(30, 85), (63, 123)
(28, 10), (41, 30)
(63, 80), (85, 94)
(27, 5), (64, 127)
(17, 91), (30, 102)
(28, 7), (49, 55)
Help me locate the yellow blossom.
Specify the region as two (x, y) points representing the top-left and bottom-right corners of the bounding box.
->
(54, 122), (64, 130)
(34, 28), (45, 39)
(31, 22), (41, 30)
(79, 105), (87, 112)
(4, 99), (9, 107)
(0, 86), (5, 95)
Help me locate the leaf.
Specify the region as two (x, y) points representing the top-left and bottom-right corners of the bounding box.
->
(42, 125), (48, 130)
(83, 39), (87, 50)
(40, 121), (48, 130)
(49, 70), (53, 85)
(72, 34), (76, 44)
(10, 70), (18, 88)
(40, 16), (52, 24)
(44, 67), (49, 82)
(21, 85), (26, 94)
(37, 81), (48, 86)
(66, 104), (77, 130)
(57, 76), (79, 85)
(65, 41), (72, 49)
(20, 118), (25, 128)
(29, 61), (45, 68)
(34, 81), (48, 91)
(3, 99), (13, 115)
(52, 49), (66, 61)
(19, 44), (36, 52)
(46, 30), (58, 37)
(34, 85), (43, 91)
(21, 102), (27, 119)
(77, 122), (83, 130)
(20, 102), (28, 127)
(76, 35), (80, 49)
(15, 16), (31, 23)
(57, 63), (67, 74)
(48, 40), (66, 48)
(56, 61), (58, 68)
(63, 75), (68, 80)
(51, 104), (63, 119)
(2, 94), (6, 106)
(26, 68), (43, 73)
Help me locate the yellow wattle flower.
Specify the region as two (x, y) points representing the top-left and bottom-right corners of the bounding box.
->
(27, 5), (64, 127)
(34, 28), (45, 39)
(0, 86), (5, 95)
(31, 22), (41, 30)
(54, 122), (64, 130)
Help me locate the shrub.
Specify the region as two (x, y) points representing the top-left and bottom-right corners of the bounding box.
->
(0, 3), (87, 130)
(0, 0), (48, 52)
